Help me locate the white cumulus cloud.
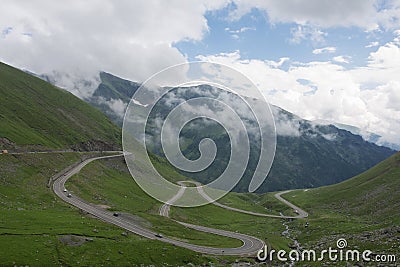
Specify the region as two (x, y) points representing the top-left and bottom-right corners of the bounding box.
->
(332, 55), (351, 64)
(313, 47), (336, 54)
(0, 0), (229, 98)
(366, 41), (379, 48)
(197, 38), (400, 146)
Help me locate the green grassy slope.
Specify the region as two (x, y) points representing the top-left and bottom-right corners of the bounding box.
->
(0, 153), (221, 266)
(66, 157), (243, 249)
(286, 151), (400, 220)
(281, 152), (400, 264)
(165, 153), (399, 266)
(4, 152), (396, 265)
(0, 62), (121, 150)
(0, 62), (255, 265)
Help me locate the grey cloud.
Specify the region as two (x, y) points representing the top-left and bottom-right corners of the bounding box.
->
(230, 0), (398, 30)
(0, 0), (228, 98)
(271, 106), (301, 137)
(99, 98), (127, 119)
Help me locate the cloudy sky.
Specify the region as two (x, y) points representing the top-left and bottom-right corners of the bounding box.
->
(0, 0), (399, 146)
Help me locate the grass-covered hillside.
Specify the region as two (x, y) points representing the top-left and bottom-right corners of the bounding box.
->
(282, 152), (400, 265)
(165, 153), (399, 266)
(0, 153), (221, 266)
(286, 151), (400, 220)
(0, 62), (121, 151)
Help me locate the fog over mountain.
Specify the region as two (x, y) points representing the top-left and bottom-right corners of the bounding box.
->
(82, 72), (396, 192)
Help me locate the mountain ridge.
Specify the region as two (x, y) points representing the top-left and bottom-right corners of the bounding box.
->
(315, 119), (399, 151)
(8, 67), (395, 192)
(85, 72), (396, 192)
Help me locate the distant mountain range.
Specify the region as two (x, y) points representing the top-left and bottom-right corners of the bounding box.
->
(83, 72), (396, 192)
(315, 119), (400, 151)
(10, 67), (396, 192)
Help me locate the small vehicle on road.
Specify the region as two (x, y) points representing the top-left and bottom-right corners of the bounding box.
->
(67, 193), (72, 198)
(155, 233), (163, 238)
(63, 189), (67, 192)
(113, 212), (119, 217)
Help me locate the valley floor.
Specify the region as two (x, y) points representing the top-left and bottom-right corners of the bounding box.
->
(1, 151), (398, 266)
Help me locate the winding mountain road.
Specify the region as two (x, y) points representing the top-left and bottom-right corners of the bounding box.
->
(163, 181), (308, 219)
(52, 153), (307, 256)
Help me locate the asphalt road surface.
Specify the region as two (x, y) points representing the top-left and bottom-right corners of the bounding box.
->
(53, 153), (307, 256)
(161, 181), (308, 219)
(52, 153), (264, 256)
